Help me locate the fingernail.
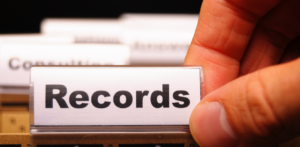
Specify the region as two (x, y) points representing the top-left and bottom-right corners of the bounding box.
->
(190, 102), (238, 147)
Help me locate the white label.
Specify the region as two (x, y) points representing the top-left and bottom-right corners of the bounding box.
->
(0, 34), (74, 43)
(120, 13), (199, 31)
(31, 67), (201, 126)
(120, 14), (198, 65)
(41, 19), (121, 43)
(123, 30), (194, 65)
(0, 44), (130, 86)
(41, 15), (199, 65)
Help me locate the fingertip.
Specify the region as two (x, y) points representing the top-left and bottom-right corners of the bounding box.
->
(190, 102), (239, 147)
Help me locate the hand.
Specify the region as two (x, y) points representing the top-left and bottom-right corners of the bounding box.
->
(184, 0), (300, 146)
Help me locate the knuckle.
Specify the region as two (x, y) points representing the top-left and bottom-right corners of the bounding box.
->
(240, 72), (283, 138)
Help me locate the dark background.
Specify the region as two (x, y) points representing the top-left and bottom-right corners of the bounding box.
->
(0, 0), (202, 34)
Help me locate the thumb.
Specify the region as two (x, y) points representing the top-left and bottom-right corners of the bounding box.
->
(190, 58), (300, 147)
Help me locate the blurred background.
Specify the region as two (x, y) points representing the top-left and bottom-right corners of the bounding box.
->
(0, 0), (202, 34)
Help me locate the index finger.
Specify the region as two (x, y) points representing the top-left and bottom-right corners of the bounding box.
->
(184, 0), (281, 94)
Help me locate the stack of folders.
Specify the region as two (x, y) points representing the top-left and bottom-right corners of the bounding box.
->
(0, 13), (201, 146)
(0, 14), (300, 147)
(1, 13), (298, 147)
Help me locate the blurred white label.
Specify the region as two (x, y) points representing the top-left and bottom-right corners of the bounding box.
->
(0, 34), (74, 43)
(120, 13), (199, 32)
(31, 67), (201, 126)
(0, 43), (130, 86)
(120, 14), (198, 65)
(41, 14), (199, 65)
(41, 19), (121, 44)
(123, 30), (193, 65)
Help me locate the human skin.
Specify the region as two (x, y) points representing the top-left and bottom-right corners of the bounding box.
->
(184, 0), (300, 146)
